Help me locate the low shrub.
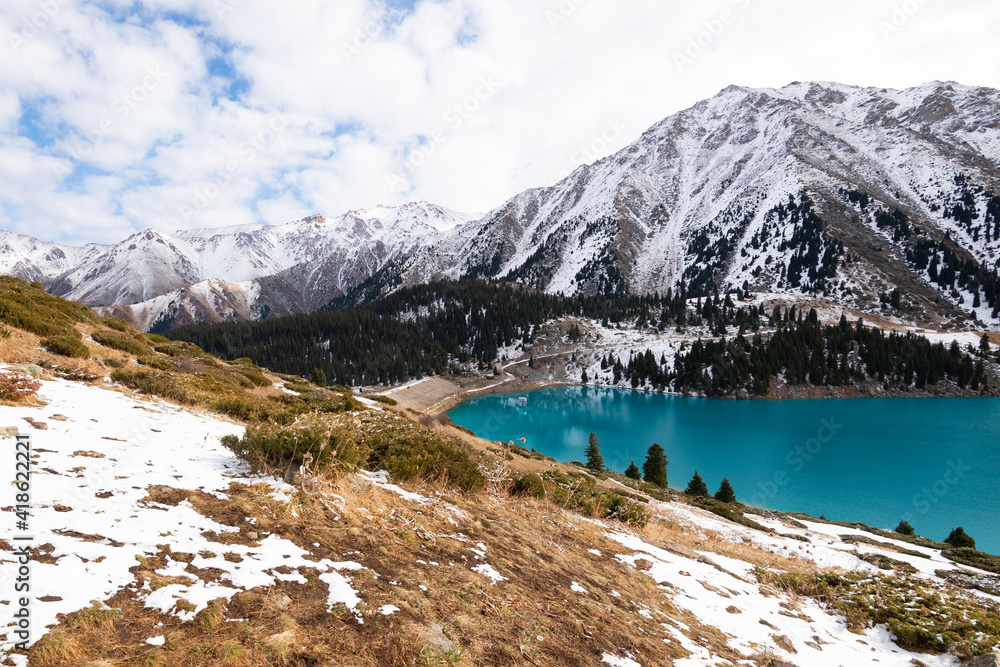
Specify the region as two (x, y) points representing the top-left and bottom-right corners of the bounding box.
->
(944, 548), (1000, 575)
(104, 358), (124, 369)
(221, 425), (369, 476)
(540, 471), (648, 526)
(509, 473), (546, 499)
(212, 395), (294, 425)
(365, 427), (485, 493)
(0, 371), (42, 401)
(100, 317), (132, 332)
(760, 569), (1000, 657)
(319, 392), (363, 414)
(692, 497), (772, 533)
(604, 494), (648, 526)
(859, 552), (918, 574)
(213, 396), (263, 421)
(153, 343), (187, 357)
(228, 362), (271, 388)
(143, 333), (172, 345)
(840, 534), (931, 559)
(110, 368), (190, 403)
(369, 395), (398, 406)
(42, 335), (90, 359)
(91, 330), (153, 357)
(283, 380), (313, 394)
(0, 276), (96, 337)
(858, 525), (946, 550)
(138, 356), (177, 372)
(0, 323), (10, 338)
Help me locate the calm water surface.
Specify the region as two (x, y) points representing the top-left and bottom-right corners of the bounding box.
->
(447, 387), (1000, 553)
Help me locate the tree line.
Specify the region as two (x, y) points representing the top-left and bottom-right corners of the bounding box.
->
(586, 433), (736, 502)
(597, 309), (990, 397)
(167, 279), (758, 387)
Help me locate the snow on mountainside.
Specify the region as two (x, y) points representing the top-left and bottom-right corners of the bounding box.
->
(401, 81), (1000, 329)
(0, 232), (104, 284)
(3, 82), (1000, 331)
(5, 202), (473, 330)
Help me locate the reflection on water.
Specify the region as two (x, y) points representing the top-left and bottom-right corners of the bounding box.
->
(447, 387), (1000, 554)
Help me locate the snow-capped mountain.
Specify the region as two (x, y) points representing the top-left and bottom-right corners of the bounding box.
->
(400, 81), (1000, 328)
(0, 231), (104, 283)
(4, 81), (1000, 331)
(4, 202), (473, 330)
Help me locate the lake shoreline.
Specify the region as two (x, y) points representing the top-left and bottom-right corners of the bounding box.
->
(414, 375), (997, 416)
(444, 385), (1000, 554)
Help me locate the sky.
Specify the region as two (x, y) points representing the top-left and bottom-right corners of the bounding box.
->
(0, 0), (998, 245)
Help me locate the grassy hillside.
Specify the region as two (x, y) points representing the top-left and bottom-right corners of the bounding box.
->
(2, 276), (1000, 666)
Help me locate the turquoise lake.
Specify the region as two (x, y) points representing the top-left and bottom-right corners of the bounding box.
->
(447, 387), (1000, 554)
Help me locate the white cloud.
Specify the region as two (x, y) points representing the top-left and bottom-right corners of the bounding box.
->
(0, 0), (997, 244)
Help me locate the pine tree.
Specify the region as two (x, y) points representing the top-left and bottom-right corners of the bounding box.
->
(624, 461), (641, 480)
(944, 526), (976, 549)
(584, 432), (604, 472)
(714, 477), (736, 503)
(309, 368), (327, 387)
(895, 520), (914, 536)
(642, 443), (668, 487)
(581, 369), (589, 384)
(685, 470), (709, 497)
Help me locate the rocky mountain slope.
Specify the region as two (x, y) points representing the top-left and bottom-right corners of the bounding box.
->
(401, 81), (1000, 331)
(4, 82), (1000, 332)
(2, 203), (471, 331)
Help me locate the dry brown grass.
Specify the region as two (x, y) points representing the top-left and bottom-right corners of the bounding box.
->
(0, 279), (832, 665)
(22, 466), (759, 666)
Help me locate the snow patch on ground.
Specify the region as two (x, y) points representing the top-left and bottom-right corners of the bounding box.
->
(0, 374), (368, 652)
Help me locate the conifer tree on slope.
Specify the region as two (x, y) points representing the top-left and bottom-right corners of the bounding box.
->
(642, 443), (668, 487)
(685, 470), (709, 497)
(624, 461), (641, 480)
(585, 432), (604, 472)
(714, 477), (736, 503)
(945, 526), (975, 549)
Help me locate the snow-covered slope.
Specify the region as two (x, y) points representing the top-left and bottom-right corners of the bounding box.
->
(5, 82), (1000, 331)
(2, 372), (997, 665)
(94, 279), (268, 332)
(402, 81), (1000, 327)
(13, 202), (473, 329)
(0, 232), (104, 284)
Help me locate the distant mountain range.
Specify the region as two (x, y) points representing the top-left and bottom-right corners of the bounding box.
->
(0, 202), (472, 330)
(3, 81), (1000, 331)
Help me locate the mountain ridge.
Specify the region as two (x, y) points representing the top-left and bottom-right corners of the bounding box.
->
(4, 80), (1000, 331)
